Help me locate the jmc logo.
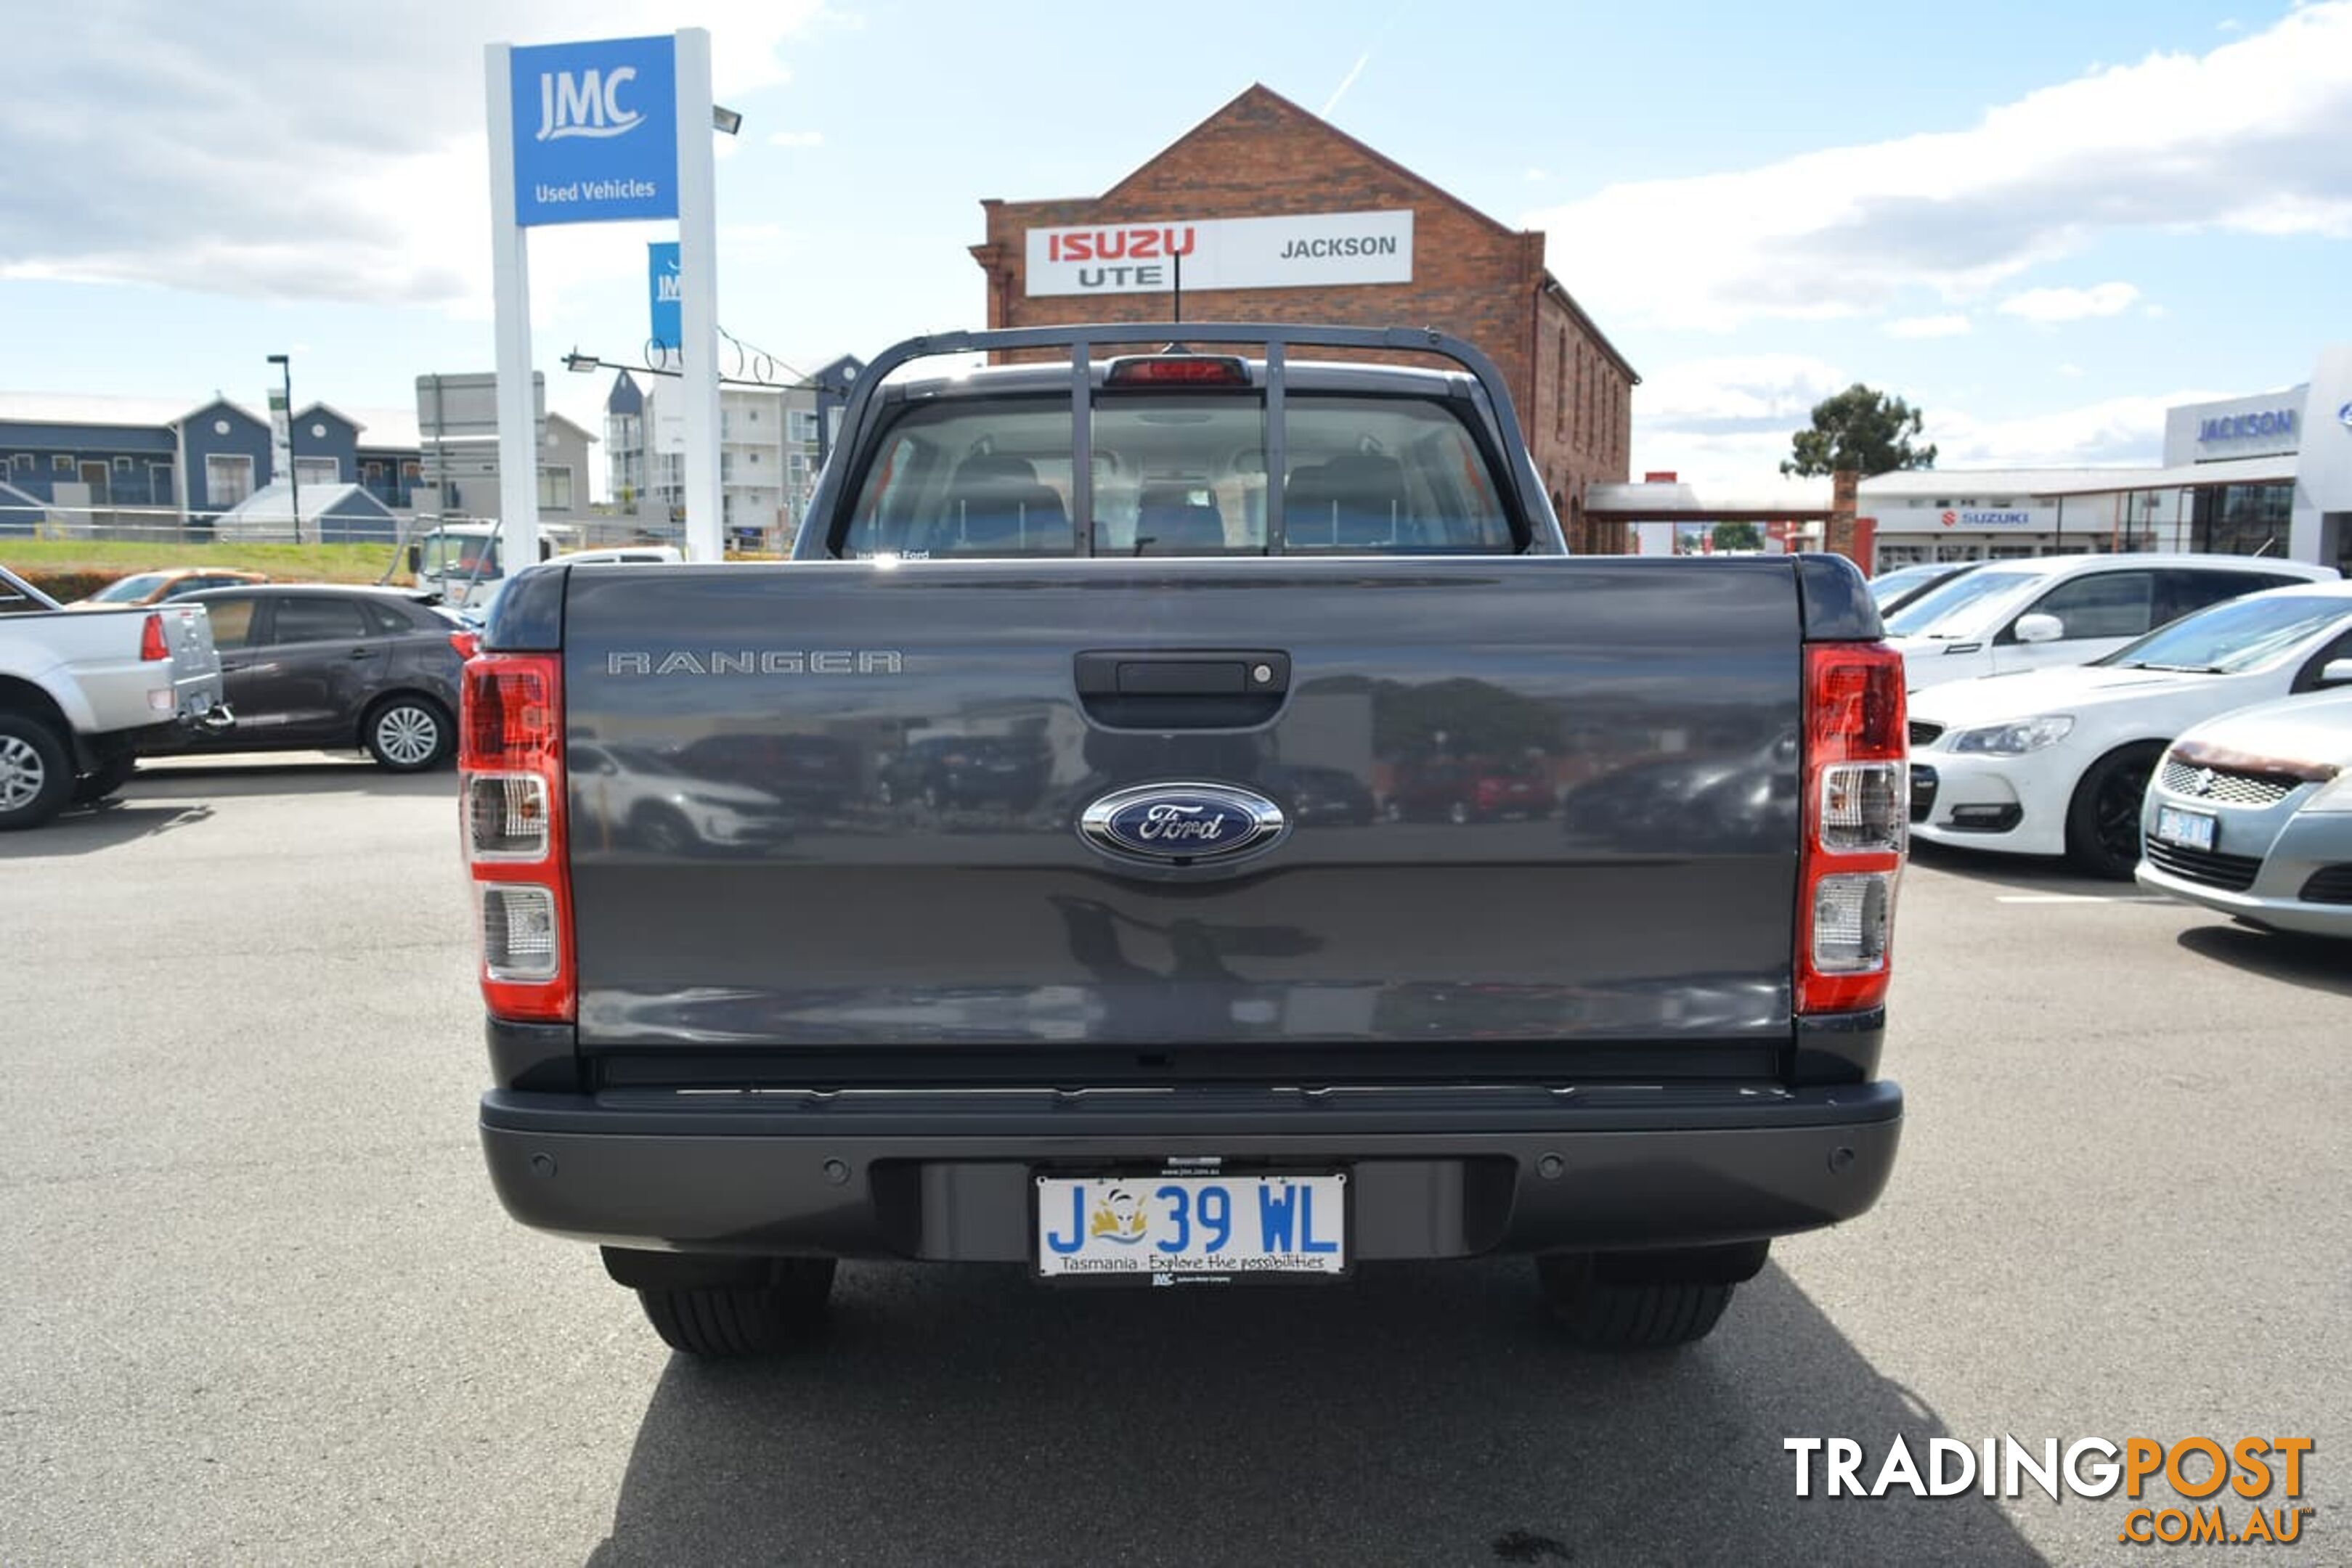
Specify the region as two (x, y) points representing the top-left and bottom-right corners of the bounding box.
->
(537, 67), (643, 141)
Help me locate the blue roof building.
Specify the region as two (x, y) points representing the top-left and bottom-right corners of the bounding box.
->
(0, 391), (423, 537)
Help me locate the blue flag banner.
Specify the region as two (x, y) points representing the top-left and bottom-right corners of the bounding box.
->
(648, 242), (683, 348)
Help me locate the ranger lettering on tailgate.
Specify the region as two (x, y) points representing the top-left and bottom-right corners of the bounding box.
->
(605, 648), (905, 677)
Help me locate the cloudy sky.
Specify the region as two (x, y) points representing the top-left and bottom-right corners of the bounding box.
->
(2, 1), (2348, 492)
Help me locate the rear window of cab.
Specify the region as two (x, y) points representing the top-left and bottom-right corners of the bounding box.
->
(839, 393), (1516, 560)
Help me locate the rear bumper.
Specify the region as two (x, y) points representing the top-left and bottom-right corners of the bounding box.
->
(71, 657), (224, 738)
(479, 1079), (1903, 1261)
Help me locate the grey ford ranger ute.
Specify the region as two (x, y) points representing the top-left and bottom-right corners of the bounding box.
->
(462, 324), (1906, 1356)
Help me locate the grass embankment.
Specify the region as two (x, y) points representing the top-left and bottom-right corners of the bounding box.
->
(1, 539), (402, 587)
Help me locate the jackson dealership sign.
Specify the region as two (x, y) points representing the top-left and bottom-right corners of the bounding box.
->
(1024, 210), (1414, 297)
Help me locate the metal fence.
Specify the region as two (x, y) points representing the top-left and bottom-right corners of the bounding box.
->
(0, 502), (695, 553)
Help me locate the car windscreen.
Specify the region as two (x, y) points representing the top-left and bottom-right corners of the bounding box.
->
(838, 392), (1515, 559)
(2096, 593), (2352, 674)
(1866, 565), (1940, 605)
(422, 536), (499, 577)
(90, 572), (170, 603)
(1882, 568), (2039, 637)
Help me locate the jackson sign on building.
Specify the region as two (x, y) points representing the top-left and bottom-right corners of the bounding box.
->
(1024, 211), (1414, 297)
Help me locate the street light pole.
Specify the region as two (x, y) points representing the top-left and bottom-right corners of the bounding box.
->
(266, 354), (299, 543)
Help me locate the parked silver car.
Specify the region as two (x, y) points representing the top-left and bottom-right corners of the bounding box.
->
(2136, 679), (2352, 936)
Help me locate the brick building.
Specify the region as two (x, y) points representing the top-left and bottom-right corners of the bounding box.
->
(969, 84), (1637, 551)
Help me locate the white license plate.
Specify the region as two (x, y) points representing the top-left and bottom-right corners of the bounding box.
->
(2155, 805), (2218, 852)
(1035, 1171), (1346, 1278)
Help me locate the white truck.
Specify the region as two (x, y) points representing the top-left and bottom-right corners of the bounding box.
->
(0, 564), (229, 829)
(405, 522), (679, 619)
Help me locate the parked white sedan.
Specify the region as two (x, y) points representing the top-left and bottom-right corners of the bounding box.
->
(1907, 582), (2352, 876)
(1884, 553), (2332, 694)
(2138, 687), (2352, 936)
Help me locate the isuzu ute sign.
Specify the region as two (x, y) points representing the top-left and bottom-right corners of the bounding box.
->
(1078, 783), (1287, 863)
(1025, 211), (1413, 296)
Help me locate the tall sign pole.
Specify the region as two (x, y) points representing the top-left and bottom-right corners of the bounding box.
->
(484, 44), (540, 568)
(675, 30), (723, 563)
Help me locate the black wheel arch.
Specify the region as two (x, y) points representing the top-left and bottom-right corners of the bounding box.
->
(0, 676), (82, 765)
(2066, 736), (2170, 871)
(2072, 736), (2170, 800)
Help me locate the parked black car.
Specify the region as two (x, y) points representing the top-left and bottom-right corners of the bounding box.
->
(877, 734), (1050, 812)
(1264, 761), (1377, 826)
(154, 585), (468, 771)
(674, 732), (859, 815)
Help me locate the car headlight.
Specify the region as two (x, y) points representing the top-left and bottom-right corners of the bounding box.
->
(2303, 769), (2352, 814)
(1948, 714), (2075, 756)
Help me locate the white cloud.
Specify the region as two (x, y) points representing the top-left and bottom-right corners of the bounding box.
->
(1885, 314), (1974, 338)
(1930, 390), (2230, 467)
(768, 130), (826, 148)
(1997, 281), (2139, 322)
(1628, 424), (1806, 492)
(1525, 4), (2352, 330)
(2057, 362), (2086, 377)
(1628, 354), (2224, 486)
(0, 2), (828, 311)
(1524, 167), (1552, 182)
(1637, 354), (1852, 425)
(1629, 355), (1852, 488)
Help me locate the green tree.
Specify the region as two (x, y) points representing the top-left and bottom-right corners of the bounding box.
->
(1781, 384), (1937, 477)
(1712, 520), (1763, 552)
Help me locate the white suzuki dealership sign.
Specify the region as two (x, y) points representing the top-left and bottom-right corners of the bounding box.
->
(1025, 210), (1413, 297)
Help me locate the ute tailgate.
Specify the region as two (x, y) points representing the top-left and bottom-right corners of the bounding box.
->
(561, 556), (1804, 1076)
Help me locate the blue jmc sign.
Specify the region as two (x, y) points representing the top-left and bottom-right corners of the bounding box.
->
(510, 36), (679, 226)
(648, 242), (682, 347)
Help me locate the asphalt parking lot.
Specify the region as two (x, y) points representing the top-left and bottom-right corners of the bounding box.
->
(3, 756), (2346, 1567)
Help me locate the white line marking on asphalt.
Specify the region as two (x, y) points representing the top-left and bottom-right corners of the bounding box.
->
(1994, 894), (2174, 905)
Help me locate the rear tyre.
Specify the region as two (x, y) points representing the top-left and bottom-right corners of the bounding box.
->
(635, 1259), (837, 1357)
(1535, 1253), (1741, 1350)
(363, 696), (452, 772)
(2064, 743), (2162, 880)
(0, 714), (74, 831)
(73, 753), (139, 806)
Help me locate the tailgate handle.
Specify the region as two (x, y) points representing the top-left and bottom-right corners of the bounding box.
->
(1074, 650), (1290, 728)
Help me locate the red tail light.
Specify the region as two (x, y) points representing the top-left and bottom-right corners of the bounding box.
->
(139, 613), (168, 661)
(1797, 642), (1906, 1014)
(449, 629), (481, 661)
(460, 653), (572, 1022)
(1104, 355), (1250, 388)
